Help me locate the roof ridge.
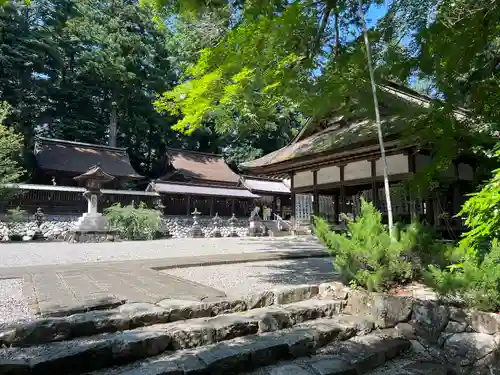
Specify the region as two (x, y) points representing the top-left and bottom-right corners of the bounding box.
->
(36, 137), (128, 153)
(240, 174), (285, 182)
(166, 147), (224, 158)
(154, 180), (248, 189)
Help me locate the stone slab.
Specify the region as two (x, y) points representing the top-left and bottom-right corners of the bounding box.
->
(0, 298), (345, 348)
(20, 265), (226, 318)
(0, 312), (373, 375)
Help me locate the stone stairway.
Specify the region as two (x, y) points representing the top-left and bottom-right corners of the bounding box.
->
(0, 284), (447, 375)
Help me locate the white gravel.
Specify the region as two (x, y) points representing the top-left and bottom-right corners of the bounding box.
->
(0, 236), (323, 268)
(164, 257), (337, 297)
(0, 278), (34, 326)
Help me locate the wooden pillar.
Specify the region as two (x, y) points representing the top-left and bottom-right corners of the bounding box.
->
(209, 196), (215, 217)
(370, 159), (377, 208)
(186, 195), (191, 215)
(290, 172), (296, 223)
(407, 150), (417, 218)
(231, 198), (235, 215)
(334, 195), (340, 224)
(339, 165), (346, 223)
(452, 163), (461, 219)
(313, 170), (319, 217)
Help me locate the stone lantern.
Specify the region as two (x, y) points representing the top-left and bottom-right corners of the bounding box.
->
(187, 208), (204, 238)
(227, 213), (239, 237)
(73, 165), (114, 232)
(211, 213), (222, 238)
(33, 207), (45, 240)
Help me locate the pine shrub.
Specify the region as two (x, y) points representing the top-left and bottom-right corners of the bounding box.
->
(104, 202), (161, 241)
(321, 200), (452, 292)
(426, 240), (500, 312)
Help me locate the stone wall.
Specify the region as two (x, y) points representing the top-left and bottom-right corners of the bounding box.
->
(323, 282), (500, 374)
(0, 215), (252, 241)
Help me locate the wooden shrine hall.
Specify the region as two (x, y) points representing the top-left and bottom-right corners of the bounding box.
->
(240, 82), (477, 234)
(146, 148), (291, 217)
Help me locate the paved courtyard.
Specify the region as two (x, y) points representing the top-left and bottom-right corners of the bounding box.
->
(0, 236), (332, 325)
(0, 236), (322, 268)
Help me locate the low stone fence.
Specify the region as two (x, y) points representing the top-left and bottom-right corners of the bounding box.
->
(0, 215), (252, 241)
(320, 281), (500, 374)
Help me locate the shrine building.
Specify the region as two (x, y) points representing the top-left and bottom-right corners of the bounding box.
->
(240, 82), (476, 235)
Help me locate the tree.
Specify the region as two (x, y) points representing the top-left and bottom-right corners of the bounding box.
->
(0, 102), (24, 198)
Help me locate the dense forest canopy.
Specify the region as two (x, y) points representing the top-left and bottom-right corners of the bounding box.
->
(151, 0), (500, 179)
(0, 0), (301, 178)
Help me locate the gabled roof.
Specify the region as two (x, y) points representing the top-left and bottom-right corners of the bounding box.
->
(163, 148), (240, 185)
(240, 116), (402, 170)
(239, 175), (291, 194)
(34, 137), (142, 179)
(241, 81), (470, 172)
(147, 181), (260, 198)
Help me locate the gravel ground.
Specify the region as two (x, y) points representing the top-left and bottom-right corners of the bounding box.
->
(164, 257), (337, 297)
(0, 278), (34, 326)
(0, 236), (323, 268)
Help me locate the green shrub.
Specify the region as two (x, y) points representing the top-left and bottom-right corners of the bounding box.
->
(6, 207), (27, 225)
(322, 199), (452, 292)
(425, 239), (500, 312)
(313, 216), (340, 254)
(104, 202), (161, 241)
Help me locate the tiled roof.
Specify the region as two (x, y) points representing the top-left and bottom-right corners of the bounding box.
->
(165, 148), (240, 184)
(35, 137), (142, 179)
(241, 81), (471, 171)
(240, 116), (402, 169)
(240, 176), (291, 194)
(150, 181), (260, 198)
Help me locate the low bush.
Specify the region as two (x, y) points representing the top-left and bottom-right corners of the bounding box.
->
(6, 206), (27, 224)
(319, 199), (452, 292)
(313, 216), (340, 253)
(104, 202), (161, 241)
(425, 240), (500, 312)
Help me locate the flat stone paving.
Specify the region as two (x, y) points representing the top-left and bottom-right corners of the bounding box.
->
(0, 236), (322, 268)
(21, 265), (226, 317)
(0, 237), (328, 320)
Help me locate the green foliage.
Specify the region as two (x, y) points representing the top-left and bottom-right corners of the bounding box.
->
(456, 161), (500, 255)
(104, 202), (161, 241)
(313, 216), (336, 251)
(0, 102), (24, 199)
(321, 200), (452, 292)
(6, 206), (27, 224)
(426, 240), (500, 312)
(325, 200), (411, 292)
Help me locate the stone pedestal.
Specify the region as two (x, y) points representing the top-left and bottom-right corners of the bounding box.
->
(248, 219), (267, 237)
(73, 193), (110, 231)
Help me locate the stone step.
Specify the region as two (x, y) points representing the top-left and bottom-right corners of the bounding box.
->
(84, 315), (378, 375)
(243, 333), (413, 375)
(84, 326), (406, 375)
(0, 284), (324, 348)
(367, 360), (449, 375)
(0, 304), (355, 375)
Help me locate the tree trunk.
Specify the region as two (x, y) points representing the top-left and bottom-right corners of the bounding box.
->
(109, 91), (118, 147)
(358, 0), (394, 236)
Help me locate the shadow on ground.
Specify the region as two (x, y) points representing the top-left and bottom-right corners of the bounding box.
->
(248, 256), (340, 286)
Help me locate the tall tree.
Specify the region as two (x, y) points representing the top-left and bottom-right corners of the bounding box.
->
(0, 102), (24, 197)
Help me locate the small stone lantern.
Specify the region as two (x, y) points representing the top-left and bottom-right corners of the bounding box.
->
(33, 207), (45, 240)
(211, 213), (222, 238)
(187, 208), (204, 238)
(227, 213), (238, 237)
(73, 165), (114, 232)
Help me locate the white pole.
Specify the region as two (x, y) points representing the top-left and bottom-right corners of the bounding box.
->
(358, 0), (394, 236)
